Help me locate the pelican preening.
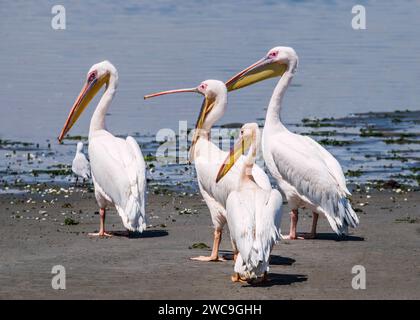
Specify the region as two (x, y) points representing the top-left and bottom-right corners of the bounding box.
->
(72, 142), (91, 186)
(144, 80), (272, 261)
(226, 47), (359, 239)
(58, 61), (147, 237)
(216, 123), (282, 283)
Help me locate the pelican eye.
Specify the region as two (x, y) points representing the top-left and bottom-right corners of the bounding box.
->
(88, 72), (96, 82)
(269, 51), (278, 58)
(200, 83), (208, 90)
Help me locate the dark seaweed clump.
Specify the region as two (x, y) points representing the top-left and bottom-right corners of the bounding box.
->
(318, 139), (352, 147)
(346, 169), (364, 177)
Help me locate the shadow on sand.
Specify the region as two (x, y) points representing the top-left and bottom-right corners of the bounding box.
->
(219, 250), (295, 266)
(111, 229), (168, 238)
(244, 273), (308, 287)
(308, 233), (364, 242)
(269, 255), (296, 266)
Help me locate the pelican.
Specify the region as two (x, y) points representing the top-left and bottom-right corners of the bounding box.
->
(144, 80), (271, 261)
(225, 47), (359, 239)
(58, 61), (147, 237)
(72, 142), (91, 186)
(216, 123), (282, 283)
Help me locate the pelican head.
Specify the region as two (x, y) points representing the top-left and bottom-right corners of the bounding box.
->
(76, 141), (84, 152)
(225, 46), (298, 91)
(144, 80), (227, 159)
(216, 122), (260, 183)
(58, 60), (118, 143)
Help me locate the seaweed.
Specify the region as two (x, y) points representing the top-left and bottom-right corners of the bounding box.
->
(64, 217), (79, 225)
(360, 128), (384, 137)
(395, 216), (418, 224)
(32, 169), (72, 176)
(189, 242), (210, 249)
(144, 154), (157, 162)
(346, 169), (364, 177)
(383, 137), (420, 145)
(306, 130), (338, 137)
(63, 135), (88, 141)
(318, 139), (352, 146)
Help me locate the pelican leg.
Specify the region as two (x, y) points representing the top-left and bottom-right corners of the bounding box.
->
(231, 273), (240, 282)
(89, 208), (112, 237)
(282, 209), (303, 240)
(233, 251), (238, 262)
(190, 229), (226, 262)
(231, 272), (248, 283)
(75, 176), (79, 187)
(303, 212), (319, 239)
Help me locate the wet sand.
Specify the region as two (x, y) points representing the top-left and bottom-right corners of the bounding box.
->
(0, 187), (419, 299)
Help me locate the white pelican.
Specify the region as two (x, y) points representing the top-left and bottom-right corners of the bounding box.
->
(144, 80), (271, 261)
(216, 123), (282, 283)
(58, 61), (147, 237)
(225, 47), (359, 239)
(72, 142), (91, 186)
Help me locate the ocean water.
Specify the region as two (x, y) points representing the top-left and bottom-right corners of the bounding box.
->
(0, 1), (419, 189)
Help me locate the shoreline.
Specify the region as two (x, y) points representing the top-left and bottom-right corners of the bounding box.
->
(0, 186), (419, 299)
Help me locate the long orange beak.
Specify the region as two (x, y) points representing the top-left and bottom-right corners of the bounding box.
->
(144, 87), (198, 99)
(58, 72), (109, 142)
(216, 134), (252, 183)
(225, 57), (287, 91)
(144, 86), (215, 162)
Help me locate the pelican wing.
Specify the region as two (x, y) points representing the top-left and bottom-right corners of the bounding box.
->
(124, 136), (147, 231)
(226, 189), (256, 265)
(89, 133), (147, 232)
(269, 132), (358, 234)
(254, 189), (282, 265)
(227, 188), (282, 277)
(301, 135), (349, 194)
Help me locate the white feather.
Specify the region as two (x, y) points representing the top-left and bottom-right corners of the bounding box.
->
(89, 131), (147, 232)
(264, 129), (359, 235)
(228, 188), (282, 279)
(72, 142), (91, 179)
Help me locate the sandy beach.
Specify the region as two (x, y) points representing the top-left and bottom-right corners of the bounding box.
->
(0, 186), (419, 299)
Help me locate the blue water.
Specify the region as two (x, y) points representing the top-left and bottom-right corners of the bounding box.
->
(0, 1), (419, 189)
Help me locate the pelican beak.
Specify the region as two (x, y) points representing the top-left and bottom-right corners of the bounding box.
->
(225, 57), (287, 91)
(188, 95), (216, 160)
(58, 72), (110, 143)
(216, 134), (251, 183)
(144, 87), (199, 99)
(144, 87), (215, 161)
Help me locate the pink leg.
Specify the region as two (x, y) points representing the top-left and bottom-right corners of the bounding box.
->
(190, 229), (226, 262)
(303, 212), (319, 239)
(283, 209), (303, 240)
(89, 208), (112, 237)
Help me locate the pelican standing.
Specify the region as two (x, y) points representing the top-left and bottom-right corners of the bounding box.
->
(72, 142), (91, 186)
(216, 123), (282, 283)
(144, 80), (271, 261)
(58, 61), (147, 237)
(225, 47), (359, 239)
